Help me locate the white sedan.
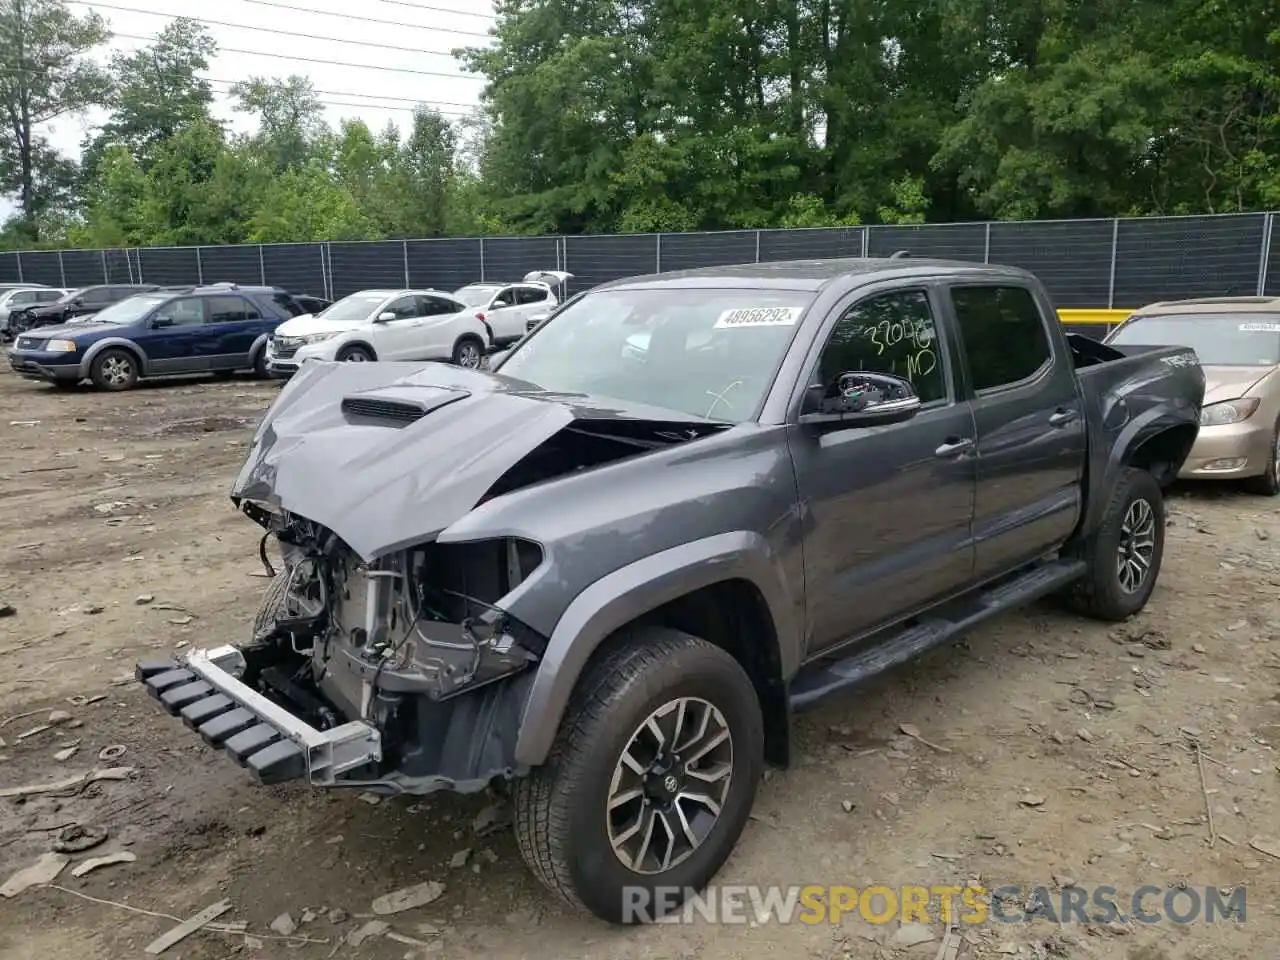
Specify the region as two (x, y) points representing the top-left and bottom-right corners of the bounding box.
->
(265, 289), (492, 376)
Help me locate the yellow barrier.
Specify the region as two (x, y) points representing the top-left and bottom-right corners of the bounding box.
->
(1057, 308), (1133, 326)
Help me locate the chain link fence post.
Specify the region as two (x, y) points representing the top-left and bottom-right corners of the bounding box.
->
(402, 240), (410, 287)
(1106, 218), (1120, 308)
(754, 230), (761, 262)
(1257, 213), (1274, 296)
(478, 238), (486, 281)
(195, 248), (204, 285)
(100, 250), (109, 283)
(983, 222), (991, 263)
(15, 251), (23, 283)
(861, 226), (869, 258)
(257, 245), (266, 285)
(655, 234), (662, 272)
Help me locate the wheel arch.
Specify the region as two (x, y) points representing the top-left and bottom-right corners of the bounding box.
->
(513, 531), (800, 770)
(80, 337), (149, 378)
(247, 332), (270, 367)
(337, 340), (378, 361)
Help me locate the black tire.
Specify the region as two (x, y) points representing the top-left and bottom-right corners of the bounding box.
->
(89, 348), (139, 391)
(251, 347), (271, 379)
(1067, 467), (1165, 621)
(1241, 421), (1280, 497)
(452, 335), (485, 369)
(336, 344), (375, 363)
(512, 627), (763, 924)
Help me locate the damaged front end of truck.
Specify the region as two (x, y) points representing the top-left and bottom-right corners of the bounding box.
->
(136, 359), (727, 795)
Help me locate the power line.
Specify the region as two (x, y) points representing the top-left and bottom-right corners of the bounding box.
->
(377, 0), (495, 17)
(245, 0), (493, 25)
(202, 78), (478, 116)
(113, 31), (487, 78)
(244, 0), (494, 37)
(205, 76), (478, 109)
(71, 1), (492, 53)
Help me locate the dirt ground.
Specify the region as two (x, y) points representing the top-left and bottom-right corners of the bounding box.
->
(0, 362), (1278, 960)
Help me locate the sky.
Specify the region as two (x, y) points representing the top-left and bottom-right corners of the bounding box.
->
(38, 0), (496, 167)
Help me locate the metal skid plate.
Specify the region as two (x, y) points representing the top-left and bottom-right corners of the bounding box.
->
(136, 645), (381, 787)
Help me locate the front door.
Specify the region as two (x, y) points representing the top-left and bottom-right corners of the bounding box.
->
(946, 284), (1087, 579)
(788, 287), (977, 653)
(374, 295), (428, 360)
(138, 297), (207, 373)
(484, 286), (525, 343)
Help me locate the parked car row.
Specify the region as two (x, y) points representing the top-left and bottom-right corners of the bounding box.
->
(4, 269), (571, 390)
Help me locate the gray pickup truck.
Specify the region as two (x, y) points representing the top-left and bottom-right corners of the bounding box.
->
(137, 257), (1205, 924)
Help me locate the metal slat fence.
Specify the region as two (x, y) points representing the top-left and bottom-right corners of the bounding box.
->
(1, 214), (1275, 328)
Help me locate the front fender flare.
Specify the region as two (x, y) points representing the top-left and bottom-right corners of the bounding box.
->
(79, 337), (150, 378)
(513, 530), (801, 767)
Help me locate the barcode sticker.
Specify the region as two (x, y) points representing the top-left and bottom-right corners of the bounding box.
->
(1238, 322), (1280, 332)
(714, 306), (804, 329)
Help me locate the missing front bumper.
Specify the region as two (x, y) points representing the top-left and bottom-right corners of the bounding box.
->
(136, 645), (382, 787)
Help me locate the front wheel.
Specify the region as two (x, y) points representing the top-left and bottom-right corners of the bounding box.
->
(512, 627), (763, 924)
(1066, 467), (1165, 621)
(336, 345), (374, 363)
(1241, 423), (1280, 497)
(90, 349), (139, 391)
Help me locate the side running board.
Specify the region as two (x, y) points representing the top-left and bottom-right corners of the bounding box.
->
(788, 559), (1086, 711)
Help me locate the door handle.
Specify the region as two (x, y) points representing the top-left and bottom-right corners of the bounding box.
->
(1049, 408), (1079, 427)
(935, 438), (974, 458)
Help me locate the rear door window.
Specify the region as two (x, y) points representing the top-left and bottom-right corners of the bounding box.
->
(207, 296), (262, 323)
(949, 285), (1052, 391)
(153, 298), (206, 327)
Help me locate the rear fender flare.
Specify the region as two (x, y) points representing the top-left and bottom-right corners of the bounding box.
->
(1081, 400), (1197, 536)
(79, 337), (150, 379)
(513, 531), (801, 767)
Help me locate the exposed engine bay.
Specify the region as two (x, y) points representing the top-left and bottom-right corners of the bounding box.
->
(234, 501), (550, 790)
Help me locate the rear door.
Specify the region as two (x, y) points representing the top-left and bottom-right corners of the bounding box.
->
(788, 285), (977, 652)
(141, 297), (208, 373)
(199, 295), (263, 368)
(945, 283), (1086, 580)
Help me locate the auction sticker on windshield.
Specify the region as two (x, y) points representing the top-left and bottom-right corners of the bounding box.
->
(714, 306), (805, 329)
(1239, 322), (1280, 332)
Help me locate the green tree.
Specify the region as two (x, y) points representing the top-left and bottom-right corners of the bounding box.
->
(87, 19), (216, 172)
(231, 75), (327, 172)
(0, 0), (110, 238)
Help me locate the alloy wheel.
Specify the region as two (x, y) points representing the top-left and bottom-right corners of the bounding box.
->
(1116, 497), (1156, 593)
(606, 696), (733, 876)
(102, 355), (132, 387)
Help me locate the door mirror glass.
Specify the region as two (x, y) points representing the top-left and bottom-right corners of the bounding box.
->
(490, 299), (509, 309)
(376, 311), (397, 322)
(151, 316), (175, 328)
(799, 372), (921, 429)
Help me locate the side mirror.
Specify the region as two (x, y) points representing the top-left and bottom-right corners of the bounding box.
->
(152, 316), (174, 328)
(376, 311), (396, 322)
(491, 299), (509, 309)
(798, 372), (921, 430)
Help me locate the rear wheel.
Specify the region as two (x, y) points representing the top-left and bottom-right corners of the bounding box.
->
(1066, 467), (1164, 621)
(337, 344), (374, 363)
(512, 627), (763, 924)
(452, 336), (484, 369)
(1241, 422), (1280, 496)
(90, 349), (139, 391)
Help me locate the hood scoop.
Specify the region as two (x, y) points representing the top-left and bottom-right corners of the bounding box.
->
(341, 383), (471, 426)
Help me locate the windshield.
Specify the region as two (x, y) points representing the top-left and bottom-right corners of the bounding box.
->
(454, 284), (501, 307)
(497, 288), (816, 422)
(314, 292), (388, 323)
(76, 294), (167, 325)
(1109, 313), (1280, 366)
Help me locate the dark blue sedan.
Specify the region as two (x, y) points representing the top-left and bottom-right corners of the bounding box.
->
(8, 284), (311, 391)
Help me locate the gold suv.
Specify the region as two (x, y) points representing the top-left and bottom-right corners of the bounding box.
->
(1105, 296), (1280, 496)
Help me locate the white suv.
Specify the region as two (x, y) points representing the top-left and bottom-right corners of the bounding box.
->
(265, 289), (491, 376)
(453, 270), (572, 347)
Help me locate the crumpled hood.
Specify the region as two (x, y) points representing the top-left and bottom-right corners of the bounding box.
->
(1202, 365), (1274, 404)
(232, 359), (708, 560)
